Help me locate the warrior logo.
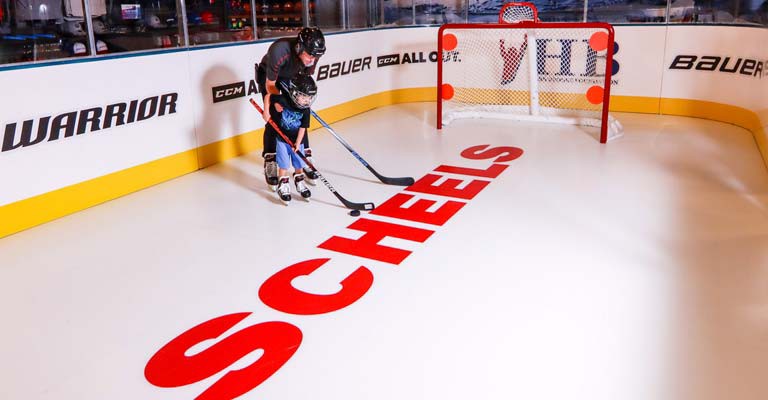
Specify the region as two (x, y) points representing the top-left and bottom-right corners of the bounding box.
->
(499, 36), (527, 85)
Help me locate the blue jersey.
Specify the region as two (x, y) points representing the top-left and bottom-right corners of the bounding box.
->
(265, 95), (310, 143)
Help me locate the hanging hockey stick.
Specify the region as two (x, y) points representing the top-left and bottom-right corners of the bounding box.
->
(310, 110), (415, 186)
(250, 98), (374, 211)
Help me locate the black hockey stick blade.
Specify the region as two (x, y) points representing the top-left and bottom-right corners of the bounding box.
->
(249, 98), (375, 211)
(310, 110), (415, 186)
(370, 170), (416, 186)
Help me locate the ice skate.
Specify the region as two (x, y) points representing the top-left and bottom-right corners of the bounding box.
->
(294, 173), (311, 200)
(302, 148), (318, 185)
(264, 153), (278, 191)
(303, 165), (319, 184)
(276, 177), (291, 204)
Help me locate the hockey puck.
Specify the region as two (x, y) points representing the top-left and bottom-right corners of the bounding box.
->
(349, 210), (361, 217)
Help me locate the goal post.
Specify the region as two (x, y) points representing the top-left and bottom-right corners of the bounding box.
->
(437, 18), (622, 143)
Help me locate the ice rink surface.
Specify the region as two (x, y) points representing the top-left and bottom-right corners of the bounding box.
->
(2, 102), (768, 400)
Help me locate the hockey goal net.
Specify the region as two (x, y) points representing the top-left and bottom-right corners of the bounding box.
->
(438, 6), (621, 143)
(499, 2), (539, 23)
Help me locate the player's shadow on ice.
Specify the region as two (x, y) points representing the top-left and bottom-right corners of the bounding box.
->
(196, 65), (282, 200)
(317, 168), (379, 185)
(203, 156), (279, 205)
(211, 160), (351, 209)
(197, 65), (249, 165)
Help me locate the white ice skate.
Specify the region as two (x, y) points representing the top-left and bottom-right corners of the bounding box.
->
(294, 173), (311, 200)
(264, 153), (278, 191)
(302, 148), (318, 185)
(276, 177), (291, 204)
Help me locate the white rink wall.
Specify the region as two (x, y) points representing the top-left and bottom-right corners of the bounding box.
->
(0, 25), (767, 237)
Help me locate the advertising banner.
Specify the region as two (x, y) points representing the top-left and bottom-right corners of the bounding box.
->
(187, 42), (270, 148)
(312, 28), (441, 109)
(0, 52), (197, 207)
(1, 24), (768, 237)
(662, 25), (768, 110)
(661, 25), (768, 149)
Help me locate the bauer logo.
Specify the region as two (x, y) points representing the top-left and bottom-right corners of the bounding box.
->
(211, 80), (260, 103)
(377, 54), (400, 67)
(668, 55), (766, 78)
(316, 57), (372, 81)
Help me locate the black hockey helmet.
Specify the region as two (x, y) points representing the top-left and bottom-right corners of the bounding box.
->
(285, 74), (317, 109)
(295, 27), (326, 57)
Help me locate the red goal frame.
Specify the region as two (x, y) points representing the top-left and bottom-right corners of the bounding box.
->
(499, 2), (539, 23)
(437, 21), (617, 143)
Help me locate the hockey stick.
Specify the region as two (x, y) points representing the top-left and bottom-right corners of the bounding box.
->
(310, 110), (415, 186)
(250, 98), (375, 211)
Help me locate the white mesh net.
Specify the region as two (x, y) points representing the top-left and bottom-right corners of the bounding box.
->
(439, 25), (622, 142)
(499, 3), (538, 23)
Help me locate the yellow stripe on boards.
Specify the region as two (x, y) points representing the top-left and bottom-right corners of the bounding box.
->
(196, 128), (264, 169)
(312, 88), (436, 126)
(610, 95), (660, 114)
(2, 88), (767, 239)
(754, 108), (768, 164)
(0, 149), (199, 239)
(661, 98), (768, 171)
(661, 98), (763, 131)
(0, 88), (438, 239)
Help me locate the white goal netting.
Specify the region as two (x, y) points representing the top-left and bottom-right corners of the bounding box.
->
(438, 21), (622, 143)
(499, 2), (539, 23)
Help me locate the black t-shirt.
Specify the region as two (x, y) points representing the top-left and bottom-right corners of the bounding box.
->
(265, 95), (310, 144)
(258, 38), (318, 83)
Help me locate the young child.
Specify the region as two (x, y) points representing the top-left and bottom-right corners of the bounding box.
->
(256, 27), (325, 189)
(265, 74), (318, 203)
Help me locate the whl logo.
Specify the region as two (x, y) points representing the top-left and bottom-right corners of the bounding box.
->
(499, 38), (621, 85)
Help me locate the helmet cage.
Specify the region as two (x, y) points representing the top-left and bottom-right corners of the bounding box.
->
(282, 77), (317, 110)
(291, 91), (316, 109)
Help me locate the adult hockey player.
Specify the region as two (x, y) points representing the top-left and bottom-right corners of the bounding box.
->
(256, 27), (325, 190)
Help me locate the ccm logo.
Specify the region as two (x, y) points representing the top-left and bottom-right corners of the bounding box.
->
(377, 54), (400, 67)
(212, 82), (246, 103)
(669, 55), (765, 78)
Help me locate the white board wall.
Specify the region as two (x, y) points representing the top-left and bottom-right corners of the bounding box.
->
(1, 25), (766, 236)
